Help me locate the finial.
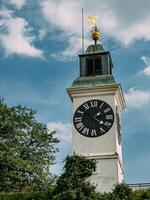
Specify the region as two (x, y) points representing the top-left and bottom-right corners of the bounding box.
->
(88, 16), (101, 45)
(91, 25), (100, 45)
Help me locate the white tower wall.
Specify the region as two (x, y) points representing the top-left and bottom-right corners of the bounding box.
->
(67, 83), (125, 192)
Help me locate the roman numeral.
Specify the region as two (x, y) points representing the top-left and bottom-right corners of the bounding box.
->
(99, 102), (104, 108)
(76, 122), (84, 131)
(77, 110), (84, 115)
(74, 117), (82, 123)
(104, 107), (111, 113)
(90, 100), (98, 107)
(83, 101), (98, 111)
(106, 115), (113, 120)
(91, 129), (97, 136)
(104, 121), (111, 127)
(83, 103), (90, 110)
(82, 127), (89, 135)
(100, 127), (105, 134)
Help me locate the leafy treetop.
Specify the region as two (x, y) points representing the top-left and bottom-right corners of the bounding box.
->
(0, 99), (59, 192)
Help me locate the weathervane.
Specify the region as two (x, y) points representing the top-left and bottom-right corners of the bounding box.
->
(81, 9), (101, 53)
(88, 16), (100, 45)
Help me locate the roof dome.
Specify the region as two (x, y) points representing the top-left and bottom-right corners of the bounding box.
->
(86, 44), (105, 53)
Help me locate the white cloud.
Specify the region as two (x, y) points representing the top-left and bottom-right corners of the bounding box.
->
(51, 36), (90, 61)
(9, 0), (26, 9)
(40, 0), (83, 60)
(47, 122), (72, 175)
(2, 0), (150, 60)
(115, 17), (150, 45)
(92, 0), (150, 45)
(0, 8), (12, 18)
(141, 56), (150, 76)
(0, 9), (43, 58)
(40, 0), (81, 35)
(125, 88), (150, 108)
(40, 0), (150, 59)
(47, 122), (72, 143)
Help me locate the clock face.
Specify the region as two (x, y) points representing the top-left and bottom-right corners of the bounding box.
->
(73, 99), (114, 137)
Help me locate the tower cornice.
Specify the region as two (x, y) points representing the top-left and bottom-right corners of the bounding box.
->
(67, 83), (126, 111)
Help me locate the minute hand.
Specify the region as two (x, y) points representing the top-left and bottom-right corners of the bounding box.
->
(93, 113), (103, 124)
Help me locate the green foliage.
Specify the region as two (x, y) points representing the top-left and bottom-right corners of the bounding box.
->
(0, 192), (48, 200)
(63, 154), (96, 179)
(49, 154), (150, 200)
(0, 99), (59, 192)
(52, 154), (100, 200)
(112, 183), (132, 200)
(100, 184), (150, 200)
(1, 179), (150, 199)
(132, 188), (150, 200)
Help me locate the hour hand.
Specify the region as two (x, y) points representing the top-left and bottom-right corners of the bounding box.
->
(93, 113), (103, 124)
(94, 119), (104, 124)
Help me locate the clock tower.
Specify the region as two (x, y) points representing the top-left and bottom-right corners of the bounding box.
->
(67, 25), (126, 193)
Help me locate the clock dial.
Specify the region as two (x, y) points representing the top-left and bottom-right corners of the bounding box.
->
(73, 99), (114, 137)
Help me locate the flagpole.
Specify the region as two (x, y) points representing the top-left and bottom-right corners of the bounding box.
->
(82, 8), (84, 53)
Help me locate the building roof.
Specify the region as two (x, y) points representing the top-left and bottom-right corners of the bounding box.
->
(71, 74), (116, 88)
(85, 44), (105, 54)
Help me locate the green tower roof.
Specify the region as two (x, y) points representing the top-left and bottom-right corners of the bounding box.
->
(71, 74), (116, 88)
(86, 44), (105, 54)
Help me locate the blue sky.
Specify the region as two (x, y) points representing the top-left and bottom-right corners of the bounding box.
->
(0, 0), (150, 184)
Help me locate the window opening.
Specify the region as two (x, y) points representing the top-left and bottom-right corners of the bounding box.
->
(95, 58), (102, 75)
(87, 58), (94, 75)
(86, 57), (102, 76)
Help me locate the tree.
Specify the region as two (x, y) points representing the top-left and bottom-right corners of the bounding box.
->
(111, 183), (132, 200)
(52, 154), (101, 200)
(100, 183), (132, 200)
(132, 188), (150, 200)
(0, 99), (59, 192)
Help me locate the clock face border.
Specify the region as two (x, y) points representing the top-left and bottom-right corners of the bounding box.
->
(73, 99), (114, 138)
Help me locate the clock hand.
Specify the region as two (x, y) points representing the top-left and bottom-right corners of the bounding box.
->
(93, 112), (101, 118)
(93, 114), (104, 124)
(84, 112), (104, 124)
(100, 120), (104, 124)
(93, 118), (104, 124)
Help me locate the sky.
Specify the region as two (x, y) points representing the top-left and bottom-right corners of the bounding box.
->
(0, 0), (150, 184)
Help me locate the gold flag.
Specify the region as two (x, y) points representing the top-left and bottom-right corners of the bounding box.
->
(88, 16), (97, 24)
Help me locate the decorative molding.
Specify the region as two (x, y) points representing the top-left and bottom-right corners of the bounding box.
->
(67, 83), (126, 110)
(85, 152), (124, 173)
